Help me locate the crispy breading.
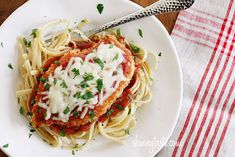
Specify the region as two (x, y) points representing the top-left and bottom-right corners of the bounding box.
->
(31, 36), (135, 128)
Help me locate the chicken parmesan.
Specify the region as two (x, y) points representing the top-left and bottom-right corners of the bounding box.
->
(16, 19), (157, 151)
(31, 36), (135, 130)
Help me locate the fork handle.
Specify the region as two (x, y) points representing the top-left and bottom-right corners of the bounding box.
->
(87, 0), (194, 35)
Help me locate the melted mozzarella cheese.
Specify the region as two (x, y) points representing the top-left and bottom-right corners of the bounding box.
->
(38, 43), (127, 122)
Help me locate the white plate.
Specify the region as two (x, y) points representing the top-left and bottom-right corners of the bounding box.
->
(0, 0), (182, 157)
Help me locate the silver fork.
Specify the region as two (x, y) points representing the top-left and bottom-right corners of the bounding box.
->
(85, 0), (194, 36)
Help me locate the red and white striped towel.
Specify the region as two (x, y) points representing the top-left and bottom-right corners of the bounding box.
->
(158, 0), (235, 157)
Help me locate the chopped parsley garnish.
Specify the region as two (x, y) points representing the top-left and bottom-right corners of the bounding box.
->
(158, 52), (162, 57)
(94, 58), (104, 69)
(63, 107), (70, 114)
(31, 29), (38, 38)
(88, 110), (95, 120)
(20, 106), (25, 115)
(30, 129), (36, 133)
(68, 28), (72, 32)
(97, 3), (104, 14)
(59, 129), (66, 137)
(72, 150), (75, 155)
(0, 42), (3, 47)
(31, 99), (36, 105)
(130, 43), (140, 53)
(128, 109), (131, 115)
(81, 90), (94, 100)
(39, 77), (47, 83)
(125, 128), (130, 135)
(2, 144), (9, 148)
(107, 109), (114, 116)
(109, 44), (114, 48)
(112, 53), (119, 61)
(138, 29), (143, 38)
(60, 80), (68, 88)
(73, 92), (81, 99)
(27, 112), (33, 116)
(96, 79), (103, 93)
(29, 133), (33, 138)
(72, 68), (80, 78)
(83, 73), (94, 81)
(54, 60), (61, 65)
(40, 67), (47, 72)
(116, 104), (124, 110)
(81, 19), (86, 23)
(18, 97), (20, 104)
(73, 111), (79, 118)
(45, 83), (51, 90)
(116, 28), (121, 36)
(38, 108), (42, 113)
(8, 63), (13, 70)
(23, 38), (31, 47)
(44, 112), (47, 118)
(80, 81), (89, 88)
(53, 79), (57, 85)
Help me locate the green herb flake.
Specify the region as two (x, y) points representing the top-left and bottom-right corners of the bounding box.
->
(82, 90), (94, 100)
(54, 60), (61, 65)
(60, 80), (68, 88)
(38, 108), (42, 113)
(96, 79), (103, 93)
(72, 68), (80, 79)
(107, 109), (114, 116)
(23, 38), (27, 46)
(0, 42), (3, 47)
(31, 29), (38, 38)
(29, 133), (33, 138)
(138, 29), (143, 38)
(94, 58), (104, 69)
(73, 92), (81, 99)
(30, 129), (36, 133)
(63, 107), (70, 114)
(8, 63), (13, 70)
(116, 28), (121, 36)
(20, 106), (25, 115)
(39, 77), (47, 83)
(128, 109), (131, 115)
(53, 79), (57, 85)
(88, 110), (95, 120)
(68, 28), (72, 32)
(80, 81), (89, 88)
(2, 144), (9, 148)
(83, 73), (94, 81)
(112, 53), (119, 61)
(23, 38), (31, 47)
(130, 43), (140, 53)
(109, 44), (114, 48)
(97, 3), (104, 14)
(59, 129), (66, 137)
(27, 112), (33, 116)
(72, 150), (75, 155)
(44, 112), (47, 118)
(158, 52), (162, 57)
(45, 83), (51, 90)
(116, 105), (124, 111)
(125, 128), (130, 135)
(73, 111), (79, 118)
(18, 97), (20, 104)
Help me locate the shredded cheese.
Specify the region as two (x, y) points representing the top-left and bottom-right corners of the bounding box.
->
(38, 43), (126, 122)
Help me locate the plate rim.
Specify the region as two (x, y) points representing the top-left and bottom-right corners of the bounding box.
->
(0, 0), (183, 156)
